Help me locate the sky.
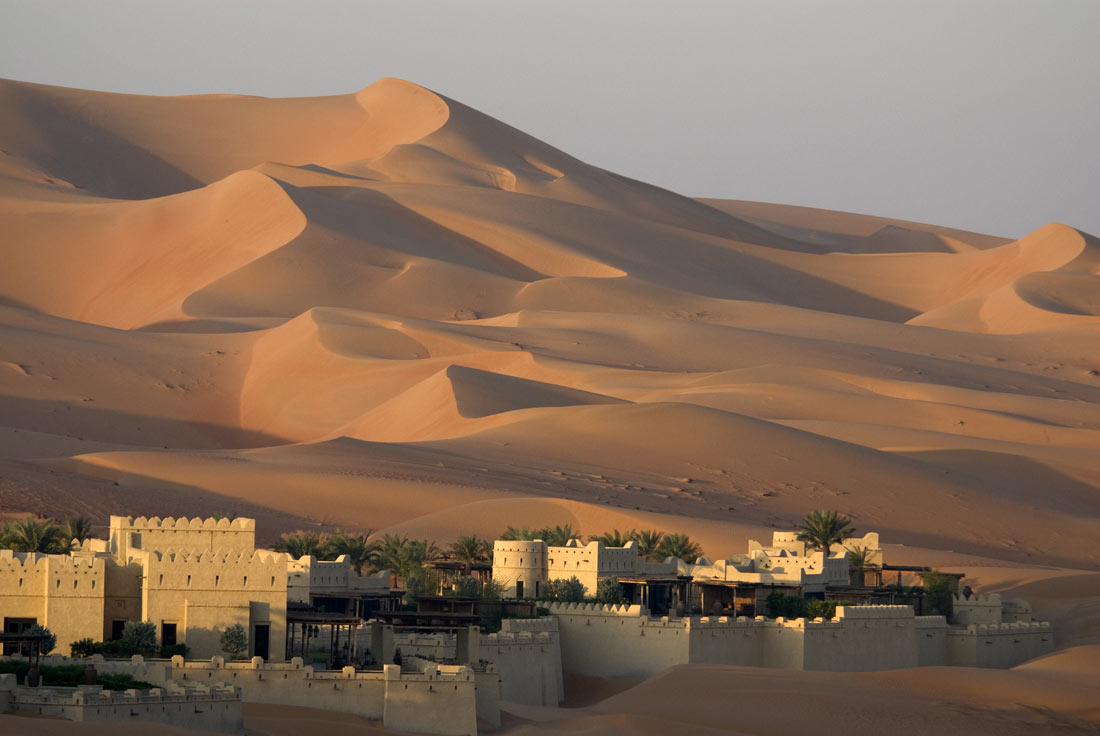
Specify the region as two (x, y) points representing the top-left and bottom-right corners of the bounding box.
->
(1, 0), (1096, 238)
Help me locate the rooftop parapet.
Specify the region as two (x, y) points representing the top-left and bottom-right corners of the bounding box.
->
(953, 593), (1001, 606)
(547, 602), (645, 617)
(957, 621), (1053, 634)
(835, 605), (916, 619)
(110, 516), (256, 532)
(146, 549), (287, 565)
(0, 551), (100, 570)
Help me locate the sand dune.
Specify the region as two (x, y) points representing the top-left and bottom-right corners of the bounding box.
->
(1, 77), (1099, 732)
(502, 648), (1100, 735)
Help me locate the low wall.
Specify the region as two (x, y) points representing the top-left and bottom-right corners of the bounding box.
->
(550, 603), (688, 678)
(9, 680), (242, 734)
(394, 617), (564, 707)
(167, 655), (479, 735)
(485, 618), (563, 706)
(947, 622), (1054, 668)
(549, 602), (1052, 677)
(914, 615), (949, 666)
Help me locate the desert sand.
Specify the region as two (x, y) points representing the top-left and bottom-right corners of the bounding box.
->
(1, 77), (1098, 732)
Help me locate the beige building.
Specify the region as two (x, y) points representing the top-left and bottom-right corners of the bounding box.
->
(492, 538), (679, 600)
(1, 516), (293, 660)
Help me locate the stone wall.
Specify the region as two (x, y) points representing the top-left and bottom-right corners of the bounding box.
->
(137, 548), (288, 660)
(166, 655), (481, 736)
(0, 551), (106, 654)
(946, 621), (1053, 668)
(109, 516), (256, 559)
(393, 617), (564, 707)
(549, 602), (1053, 677)
(953, 593), (1003, 625)
(2, 675), (243, 734)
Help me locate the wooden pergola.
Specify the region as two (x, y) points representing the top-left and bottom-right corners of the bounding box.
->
(0, 632), (49, 664)
(285, 610), (363, 670)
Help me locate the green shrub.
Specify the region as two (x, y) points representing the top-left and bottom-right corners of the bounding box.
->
(99, 673), (155, 691)
(70, 638), (100, 658)
(120, 621), (157, 656)
(540, 576), (585, 603)
(596, 578), (626, 605)
(40, 664), (84, 687)
(807, 599), (852, 619)
(452, 575), (482, 598)
(220, 624), (248, 658)
(26, 624), (57, 655)
(0, 660), (29, 680)
(159, 643), (189, 658)
(922, 572), (955, 617)
(766, 592), (809, 619)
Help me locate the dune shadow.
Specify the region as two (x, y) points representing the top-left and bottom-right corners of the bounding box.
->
(0, 395), (288, 451)
(6, 83), (204, 199)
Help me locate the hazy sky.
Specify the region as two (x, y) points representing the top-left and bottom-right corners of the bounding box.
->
(2, 1), (1096, 238)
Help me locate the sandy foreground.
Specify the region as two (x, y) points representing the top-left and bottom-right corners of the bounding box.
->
(0, 77), (1098, 733)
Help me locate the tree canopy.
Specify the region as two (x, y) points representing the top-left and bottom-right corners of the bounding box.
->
(795, 510), (855, 553)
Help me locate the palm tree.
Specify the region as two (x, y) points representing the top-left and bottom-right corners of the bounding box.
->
(324, 531), (374, 574)
(632, 529), (665, 561)
(796, 510), (856, 554)
(500, 526), (539, 541)
(372, 534), (410, 575)
(273, 530), (325, 559)
(0, 518), (67, 553)
(371, 535), (441, 587)
(450, 535), (491, 574)
(845, 544), (876, 585)
(539, 524), (577, 547)
(657, 532), (703, 563)
(60, 516), (95, 550)
(589, 529), (635, 547)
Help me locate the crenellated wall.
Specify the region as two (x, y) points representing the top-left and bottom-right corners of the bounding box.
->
(166, 655), (480, 736)
(136, 548), (288, 660)
(946, 621), (1054, 668)
(286, 555), (390, 604)
(952, 593), (1003, 625)
(393, 617), (564, 708)
(109, 516), (256, 560)
(7, 678), (242, 733)
(0, 551), (106, 653)
(547, 602), (1052, 677)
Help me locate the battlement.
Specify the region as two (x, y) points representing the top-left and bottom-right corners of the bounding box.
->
(953, 593), (1001, 606)
(955, 621), (1052, 634)
(835, 605), (915, 619)
(914, 615), (948, 628)
(14, 681), (240, 707)
(493, 540), (546, 553)
(110, 516), (256, 532)
(148, 549), (285, 565)
(109, 515), (257, 560)
(0, 551), (100, 572)
(499, 617), (558, 634)
(547, 602), (645, 616)
(483, 631), (555, 645)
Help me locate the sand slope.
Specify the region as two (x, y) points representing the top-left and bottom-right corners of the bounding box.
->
(1, 77), (1098, 676)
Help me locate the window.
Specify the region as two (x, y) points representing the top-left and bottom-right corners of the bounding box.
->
(516, 580), (524, 598)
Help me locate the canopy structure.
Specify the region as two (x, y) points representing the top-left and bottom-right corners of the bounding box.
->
(0, 632), (51, 664)
(285, 610), (364, 670)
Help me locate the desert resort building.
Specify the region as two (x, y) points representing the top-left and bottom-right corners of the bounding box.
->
(1, 515), (1054, 735)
